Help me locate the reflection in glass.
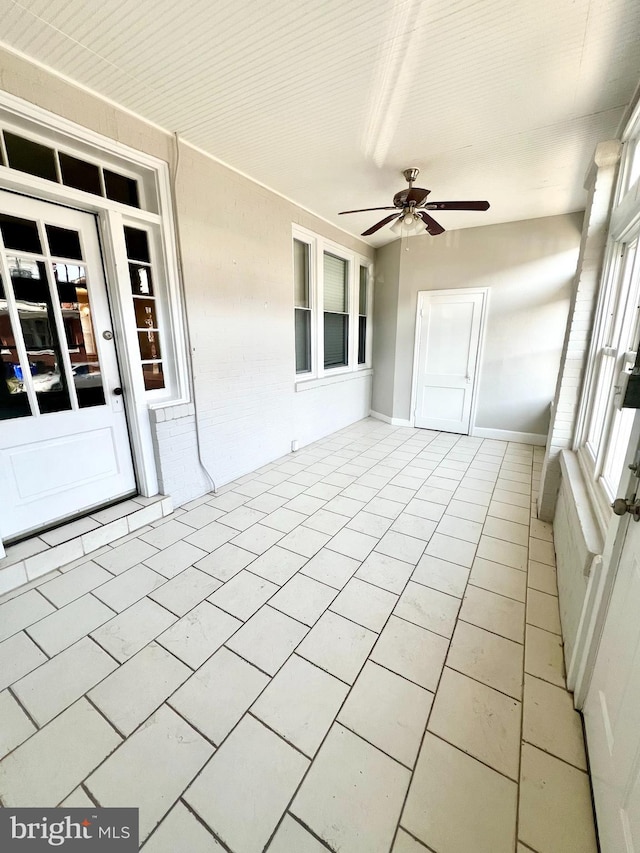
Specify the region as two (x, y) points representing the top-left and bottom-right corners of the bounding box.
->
(0, 274), (31, 419)
(104, 170), (140, 208)
(137, 330), (161, 361)
(128, 263), (154, 296)
(142, 362), (164, 391)
(59, 152), (102, 196)
(54, 263), (105, 408)
(134, 298), (158, 329)
(9, 257), (71, 414)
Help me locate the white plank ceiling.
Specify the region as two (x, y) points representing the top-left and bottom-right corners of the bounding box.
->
(2, 0), (640, 244)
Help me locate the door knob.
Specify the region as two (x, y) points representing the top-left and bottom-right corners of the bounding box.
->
(113, 387), (123, 396)
(612, 497), (640, 521)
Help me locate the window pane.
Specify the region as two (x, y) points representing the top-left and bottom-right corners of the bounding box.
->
(295, 308), (311, 373)
(359, 266), (368, 315)
(124, 227), (151, 263)
(324, 312), (348, 368)
(104, 170), (140, 208)
(4, 132), (58, 182)
(0, 214), (42, 254)
(134, 298), (159, 329)
(128, 263), (154, 296)
(294, 239), (309, 308)
(358, 316), (367, 364)
(138, 330), (162, 361)
(142, 362), (165, 390)
(324, 252), (348, 313)
(53, 263), (105, 408)
(9, 257), (71, 414)
(0, 274), (31, 419)
(46, 225), (83, 260)
(59, 152), (102, 196)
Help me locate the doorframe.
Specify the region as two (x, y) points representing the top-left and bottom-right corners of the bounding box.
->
(572, 410), (640, 708)
(409, 287), (489, 432)
(0, 91), (190, 536)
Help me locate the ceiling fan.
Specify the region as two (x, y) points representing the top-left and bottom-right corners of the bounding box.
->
(339, 168), (490, 237)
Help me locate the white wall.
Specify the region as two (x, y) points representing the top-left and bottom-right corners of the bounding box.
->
(373, 214), (583, 437)
(0, 48), (374, 504)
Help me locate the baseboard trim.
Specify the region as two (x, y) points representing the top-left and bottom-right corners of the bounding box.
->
(369, 411), (413, 427)
(471, 427), (547, 446)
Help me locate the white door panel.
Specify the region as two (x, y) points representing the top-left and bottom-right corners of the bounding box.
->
(0, 190), (136, 540)
(413, 290), (485, 433)
(584, 490), (640, 852)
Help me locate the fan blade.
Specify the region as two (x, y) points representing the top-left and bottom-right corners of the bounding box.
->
(419, 212), (445, 236)
(339, 206), (397, 214)
(405, 187), (430, 205)
(362, 213), (400, 236)
(424, 200), (490, 211)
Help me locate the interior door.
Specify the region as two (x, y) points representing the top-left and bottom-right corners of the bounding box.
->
(583, 465), (640, 852)
(0, 190), (136, 541)
(413, 289), (485, 433)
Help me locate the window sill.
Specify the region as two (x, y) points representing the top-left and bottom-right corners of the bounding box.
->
(295, 367), (373, 392)
(560, 450), (606, 554)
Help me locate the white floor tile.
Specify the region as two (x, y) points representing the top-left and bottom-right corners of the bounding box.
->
(95, 538), (159, 574)
(226, 605), (308, 675)
(193, 541), (256, 581)
(229, 523), (285, 555)
(184, 715), (309, 853)
(402, 732), (517, 853)
(482, 516), (529, 547)
(355, 551), (414, 594)
(13, 636), (117, 725)
(0, 590), (56, 643)
(88, 642), (190, 735)
(252, 654), (348, 756)
(375, 530), (426, 564)
(330, 577), (397, 632)
(528, 560), (558, 595)
(91, 597), (176, 662)
(370, 616), (448, 691)
(183, 521), (236, 553)
(389, 513), (437, 542)
(405, 498), (446, 520)
(142, 540), (208, 579)
(0, 631), (47, 690)
(523, 675), (587, 770)
(492, 487), (530, 507)
(178, 504), (225, 530)
(411, 554), (469, 599)
(470, 557), (527, 602)
(436, 515), (483, 543)
(246, 545), (308, 585)
(28, 594), (114, 656)
(519, 744), (598, 853)
(37, 561), (112, 607)
(327, 527), (378, 561)
(297, 610), (377, 683)
(144, 802), (225, 852)
(394, 581), (460, 638)
(157, 602), (242, 668)
(300, 548), (360, 589)
(93, 564), (166, 611)
(292, 723), (410, 853)
(428, 668), (521, 780)
(169, 647), (269, 744)
(393, 828), (431, 852)
(261, 507), (308, 533)
(460, 585), (525, 643)
(425, 532), (477, 569)
(0, 690), (36, 759)
(149, 566), (221, 616)
(86, 705), (213, 842)
(488, 500), (530, 526)
(277, 526), (330, 558)
(208, 570), (278, 620)
(266, 815), (328, 853)
(447, 620), (523, 699)
(526, 588), (561, 634)
(269, 573), (336, 626)
(524, 625), (565, 687)
(338, 661), (433, 768)
(0, 699), (121, 806)
(476, 535), (527, 571)
(529, 537), (556, 566)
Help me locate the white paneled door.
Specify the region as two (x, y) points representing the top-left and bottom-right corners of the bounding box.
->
(413, 289), (486, 433)
(0, 190), (136, 541)
(584, 480), (640, 852)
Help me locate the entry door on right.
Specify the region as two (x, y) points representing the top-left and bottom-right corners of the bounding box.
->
(413, 289), (485, 433)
